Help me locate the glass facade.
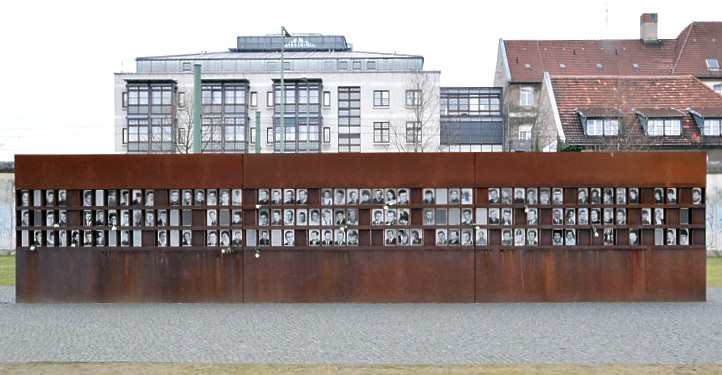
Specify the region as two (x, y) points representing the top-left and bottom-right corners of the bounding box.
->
(338, 87), (361, 152)
(201, 81), (249, 152)
(272, 79), (322, 153)
(439, 87), (504, 147)
(126, 82), (175, 153)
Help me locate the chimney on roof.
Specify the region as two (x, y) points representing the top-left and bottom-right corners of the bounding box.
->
(640, 13), (659, 44)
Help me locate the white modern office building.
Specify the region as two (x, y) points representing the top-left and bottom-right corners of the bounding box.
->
(114, 34), (504, 153)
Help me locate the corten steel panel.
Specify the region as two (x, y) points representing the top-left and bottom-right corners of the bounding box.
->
(242, 153), (475, 188)
(14, 154), (244, 189)
(474, 152), (706, 187)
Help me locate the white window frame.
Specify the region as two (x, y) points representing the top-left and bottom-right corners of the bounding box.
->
(714, 84), (722, 95)
(518, 125), (532, 140)
(405, 90), (421, 107)
(519, 87), (534, 106)
(266, 91), (273, 108)
(703, 119), (722, 136)
(322, 91), (331, 107)
(706, 58), (720, 71)
(250, 92), (258, 107)
(647, 118), (681, 136)
(373, 90), (390, 107)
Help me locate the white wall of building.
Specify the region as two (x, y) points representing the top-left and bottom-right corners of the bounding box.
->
(114, 71), (441, 154)
(0, 173), (15, 251)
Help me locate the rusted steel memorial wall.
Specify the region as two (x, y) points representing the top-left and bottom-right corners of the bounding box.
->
(14, 153), (706, 303)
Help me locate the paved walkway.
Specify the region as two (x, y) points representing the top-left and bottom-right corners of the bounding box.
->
(0, 286), (720, 364)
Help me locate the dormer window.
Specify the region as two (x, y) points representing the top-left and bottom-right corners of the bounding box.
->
(706, 58), (720, 72)
(647, 119), (681, 136)
(688, 108), (722, 136)
(632, 63), (640, 69)
(576, 108), (621, 136)
(596, 63), (603, 69)
(703, 119), (722, 136)
(559, 63), (566, 69)
(524, 63), (531, 69)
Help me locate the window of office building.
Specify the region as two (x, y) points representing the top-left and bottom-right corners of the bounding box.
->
(406, 121), (422, 144)
(405, 90), (421, 107)
(200, 81), (249, 152)
(323, 91), (331, 107)
(338, 86), (361, 152)
(520, 87), (534, 106)
(125, 82), (175, 153)
(373, 122), (390, 143)
(373, 90), (390, 107)
(273, 79), (322, 153)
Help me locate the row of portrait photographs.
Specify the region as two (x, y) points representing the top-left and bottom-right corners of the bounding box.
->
(170, 189), (242, 206)
(19, 209), (245, 228)
(258, 208), (360, 227)
(259, 229), (361, 246)
(421, 188), (474, 205)
(22, 229), (238, 248)
(487, 187), (704, 206)
(19, 189), (68, 207)
(18, 189), (245, 208)
(319, 188), (412, 207)
(257, 189), (308, 205)
(433, 228), (490, 246)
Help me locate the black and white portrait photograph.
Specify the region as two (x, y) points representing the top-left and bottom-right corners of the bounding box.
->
(666, 228), (677, 245)
(526, 188), (538, 205)
(308, 229), (321, 246)
(296, 189), (308, 205)
(259, 230), (271, 246)
(578, 208), (589, 225)
(258, 209), (270, 226)
(565, 208), (576, 225)
(93, 190), (104, 206)
(21, 210), (29, 226)
(321, 229), (333, 246)
(45, 190), (55, 206)
(433, 229), (446, 246)
(629, 229), (640, 246)
(335, 189), (347, 205)
(59, 230), (67, 247)
(359, 189), (372, 205)
(410, 229), (423, 246)
(95, 210), (106, 226)
(145, 210), (155, 227)
(488, 208), (500, 225)
(397, 229), (410, 246)
(654, 207), (665, 225)
(321, 189), (333, 205)
(552, 208), (563, 225)
(204, 189), (216, 206)
(603, 228), (614, 246)
(527, 208), (538, 225)
(309, 209), (321, 226)
(46, 210), (55, 226)
(590, 188), (601, 205)
(551, 230), (562, 246)
(257, 189), (270, 205)
(226, 189), (238, 206)
(207, 209), (217, 226)
(334, 229), (346, 245)
(334, 209), (346, 226)
(59, 210), (67, 226)
(501, 208), (513, 226)
(615, 188), (626, 205)
(423, 208), (435, 225)
(565, 229), (576, 246)
(347, 209), (359, 226)
(296, 209), (308, 226)
(283, 230), (295, 247)
(641, 208), (652, 225)
(384, 188), (397, 206)
(169, 190), (180, 205)
(422, 188), (435, 204)
(501, 228), (513, 246)
(193, 189), (205, 206)
(616, 208), (626, 225)
(667, 188), (677, 204)
(346, 189), (358, 206)
(347, 229), (359, 246)
(603, 188), (614, 205)
(20, 190), (30, 207)
(603, 208), (613, 225)
(628, 188), (639, 204)
(58, 189), (67, 206)
(577, 188), (588, 204)
(372, 189), (385, 204)
(654, 188), (664, 204)
(120, 230), (130, 247)
(476, 228), (488, 246)
(283, 189), (295, 204)
(231, 230), (243, 246)
(552, 188), (564, 205)
(448, 189), (461, 204)
(231, 210), (242, 225)
(527, 228), (539, 246)
(207, 231), (218, 247)
(217, 189), (230, 206)
(271, 189), (282, 205)
(488, 188), (500, 204)
(539, 188), (551, 205)
(692, 188), (703, 205)
(145, 190), (154, 207)
(461, 229), (473, 246)
(460, 188), (473, 205)
(321, 208), (333, 226)
(513, 188), (525, 204)
(70, 230), (81, 247)
(500, 188), (513, 205)
(384, 209), (397, 225)
(132, 189), (144, 206)
(119, 189), (130, 206)
(514, 228), (525, 247)
(461, 208), (473, 225)
(84, 210), (94, 227)
(448, 229), (460, 245)
(679, 228), (690, 246)
(181, 189), (192, 206)
(46, 231), (55, 247)
(386, 229), (398, 246)
(284, 208), (295, 226)
(219, 230), (230, 247)
(120, 210), (130, 227)
(83, 230), (93, 247)
(157, 209), (168, 226)
(157, 230), (168, 247)
(83, 190), (94, 207)
(271, 209), (282, 226)
(397, 188), (410, 205)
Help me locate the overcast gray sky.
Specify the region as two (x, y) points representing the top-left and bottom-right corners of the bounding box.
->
(0, 0), (718, 161)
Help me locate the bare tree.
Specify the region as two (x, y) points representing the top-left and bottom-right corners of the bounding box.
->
(173, 94), (220, 154)
(391, 72), (440, 152)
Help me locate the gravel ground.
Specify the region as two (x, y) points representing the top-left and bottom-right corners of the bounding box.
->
(0, 286), (720, 365)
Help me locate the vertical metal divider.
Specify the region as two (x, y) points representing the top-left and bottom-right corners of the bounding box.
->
(241, 154), (245, 304)
(473, 153), (478, 303)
